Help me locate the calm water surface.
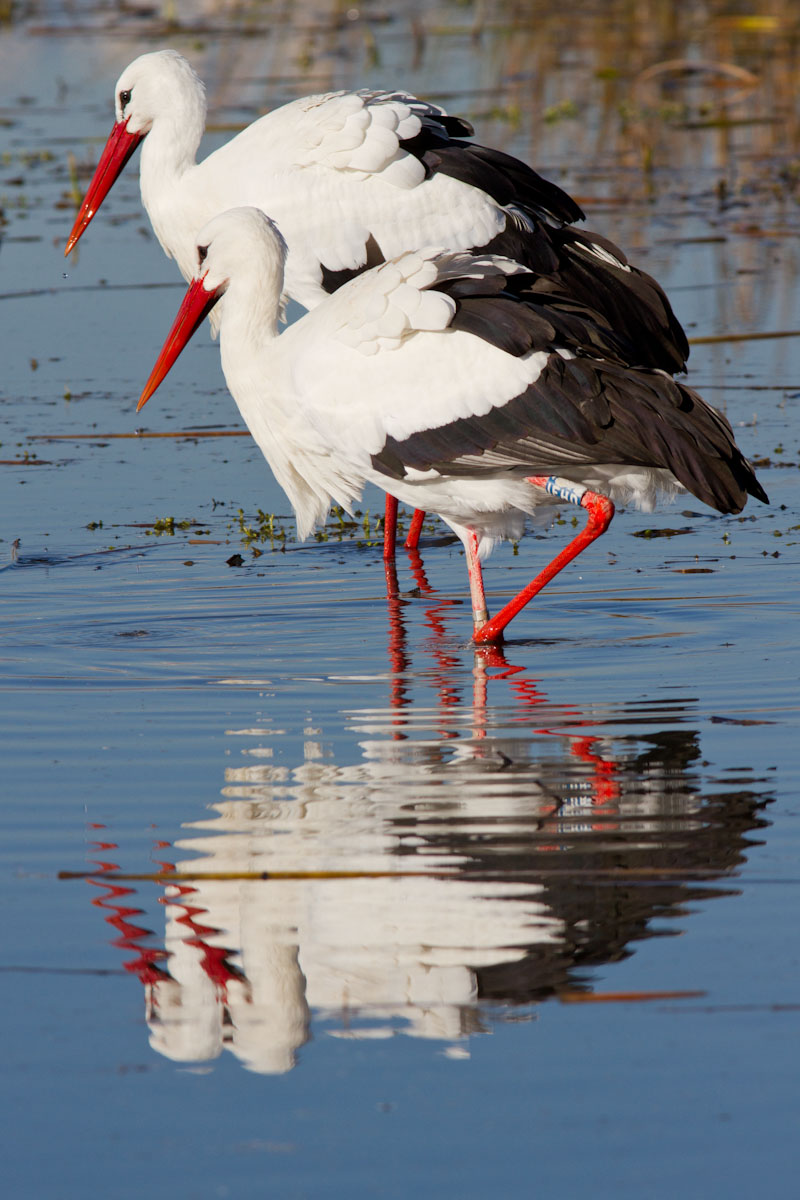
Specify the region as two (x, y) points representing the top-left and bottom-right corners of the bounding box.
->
(2, 3), (799, 1197)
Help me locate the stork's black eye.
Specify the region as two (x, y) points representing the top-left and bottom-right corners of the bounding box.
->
(119, 89), (132, 112)
(197, 244), (208, 265)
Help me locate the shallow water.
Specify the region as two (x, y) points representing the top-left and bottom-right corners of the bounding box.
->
(2, 3), (800, 1197)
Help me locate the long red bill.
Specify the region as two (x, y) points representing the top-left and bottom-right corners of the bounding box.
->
(65, 120), (144, 255)
(137, 274), (224, 412)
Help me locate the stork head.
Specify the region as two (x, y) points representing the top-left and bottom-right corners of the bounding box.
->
(111, 50), (206, 138)
(137, 208), (288, 412)
(65, 50), (206, 255)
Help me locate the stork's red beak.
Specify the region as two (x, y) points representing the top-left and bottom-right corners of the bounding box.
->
(65, 119), (144, 255)
(137, 274), (223, 411)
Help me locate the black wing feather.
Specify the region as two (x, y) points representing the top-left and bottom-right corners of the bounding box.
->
(402, 134), (584, 227)
(434, 114), (475, 139)
(481, 225), (690, 373)
(447, 296), (556, 357)
(320, 233), (385, 295)
(441, 270), (647, 366)
(370, 261), (766, 515)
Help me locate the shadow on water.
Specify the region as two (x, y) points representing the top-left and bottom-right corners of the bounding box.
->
(73, 561), (773, 1075)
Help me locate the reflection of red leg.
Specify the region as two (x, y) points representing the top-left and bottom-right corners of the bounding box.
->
(405, 509), (426, 550)
(385, 556), (400, 598)
(474, 477), (614, 645)
(476, 644), (527, 680)
(383, 494), (398, 561)
(87, 832), (170, 983)
(571, 736), (621, 811)
(384, 557), (410, 728)
(165, 888), (244, 999)
(406, 547), (434, 595)
(407, 548), (462, 667)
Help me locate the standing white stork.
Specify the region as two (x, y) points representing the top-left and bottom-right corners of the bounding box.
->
(65, 49), (690, 559)
(136, 208), (767, 645)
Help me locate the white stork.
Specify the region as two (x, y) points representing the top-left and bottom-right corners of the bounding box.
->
(65, 49), (690, 559)
(136, 208), (767, 644)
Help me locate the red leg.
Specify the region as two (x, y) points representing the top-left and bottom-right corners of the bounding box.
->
(383, 494), (398, 562)
(404, 508), (426, 550)
(473, 476), (615, 645)
(465, 529), (490, 630)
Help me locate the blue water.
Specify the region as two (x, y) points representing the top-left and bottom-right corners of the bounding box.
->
(2, 5), (799, 1197)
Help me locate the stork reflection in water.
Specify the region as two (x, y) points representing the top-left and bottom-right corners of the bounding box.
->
(82, 588), (771, 1074)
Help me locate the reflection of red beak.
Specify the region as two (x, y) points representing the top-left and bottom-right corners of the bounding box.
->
(64, 119), (144, 255)
(137, 274), (225, 411)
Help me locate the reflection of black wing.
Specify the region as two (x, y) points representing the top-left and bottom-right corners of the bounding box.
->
(387, 729), (772, 1005)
